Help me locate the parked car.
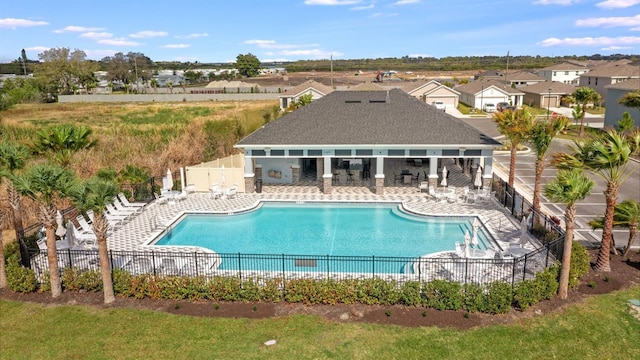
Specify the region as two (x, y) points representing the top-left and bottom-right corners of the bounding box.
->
(483, 103), (496, 112)
(497, 102), (515, 112)
(432, 101), (446, 112)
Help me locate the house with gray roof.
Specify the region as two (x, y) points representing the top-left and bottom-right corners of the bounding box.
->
(538, 62), (590, 84)
(279, 80), (334, 111)
(520, 81), (577, 108)
(402, 80), (460, 110)
(578, 62), (640, 102)
(456, 80), (524, 109)
(503, 71), (547, 88)
(236, 89), (500, 194)
(603, 78), (640, 128)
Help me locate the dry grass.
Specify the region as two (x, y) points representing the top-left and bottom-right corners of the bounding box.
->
(2, 100), (277, 177)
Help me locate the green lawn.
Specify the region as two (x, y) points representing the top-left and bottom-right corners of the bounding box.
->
(1, 286), (639, 359)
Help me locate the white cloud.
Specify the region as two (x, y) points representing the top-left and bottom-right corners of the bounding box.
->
(576, 14), (640, 28)
(393, 0), (420, 5)
(596, 0), (640, 8)
(175, 33), (209, 39)
(24, 46), (50, 52)
(304, 0), (361, 5)
(0, 18), (48, 29)
(129, 30), (168, 38)
(601, 45), (632, 50)
(280, 49), (343, 59)
(244, 39), (319, 49)
(79, 32), (113, 40)
(244, 39), (277, 46)
(351, 4), (375, 10)
(54, 25), (105, 33)
(370, 12), (399, 17)
(161, 44), (190, 48)
(97, 38), (141, 46)
(533, 0), (577, 5)
(538, 36), (640, 46)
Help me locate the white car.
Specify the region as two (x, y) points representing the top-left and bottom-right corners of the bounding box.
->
(432, 101), (446, 112)
(483, 103), (496, 113)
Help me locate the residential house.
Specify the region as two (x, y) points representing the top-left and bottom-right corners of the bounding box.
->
(538, 62), (590, 84)
(503, 70), (547, 88)
(578, 62), (640, 102)
(456, 80), (524, 109)
(236, 89), (500, 194)
(474, 70), (504, 81)
(278, 80), (334, 111)
(603, 78), (640, 129)
(402, 80), (460, 109)
(520, 81), (577, 108)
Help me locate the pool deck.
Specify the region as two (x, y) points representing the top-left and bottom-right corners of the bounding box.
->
(104, 186), (537, 259)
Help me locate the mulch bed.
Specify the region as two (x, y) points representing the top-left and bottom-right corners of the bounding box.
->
(2, 250), (639, 330)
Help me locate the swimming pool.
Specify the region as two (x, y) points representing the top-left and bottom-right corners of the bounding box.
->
(153, 202), (494, 273)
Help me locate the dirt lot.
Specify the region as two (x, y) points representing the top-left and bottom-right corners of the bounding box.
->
(248, 70), (477, 88)
(2, 250), (639, 329)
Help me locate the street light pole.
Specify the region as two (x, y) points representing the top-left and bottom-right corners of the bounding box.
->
(546, 88), (551, 120)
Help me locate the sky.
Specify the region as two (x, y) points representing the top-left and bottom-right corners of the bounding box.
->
(1, 0), (639, 64)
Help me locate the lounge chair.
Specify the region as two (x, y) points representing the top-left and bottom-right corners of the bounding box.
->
(225, 185), (237, 199)
(118, 193), (146, 208)
(75, 214), (94, 234)
(418, 181), (429, 193)
(106, 203), (135, 218)
(210, 184), (223, 199)
(113, 197), (142, 214)
(69, 225), (97, 247)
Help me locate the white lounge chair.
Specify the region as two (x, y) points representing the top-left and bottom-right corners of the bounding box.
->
(113, 197), (142, 214)
(75, 214), (94, 234)
(210, 184), (223, 199)
(118, 193), (146, 208)
(154, 192), (168, 205)
(225, 185), (238, 199)
(418, 181), (429, 193)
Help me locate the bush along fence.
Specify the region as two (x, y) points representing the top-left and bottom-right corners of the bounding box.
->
(6, 240), (591, 314)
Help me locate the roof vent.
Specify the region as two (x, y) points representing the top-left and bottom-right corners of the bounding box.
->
(345, 100), (361, 104)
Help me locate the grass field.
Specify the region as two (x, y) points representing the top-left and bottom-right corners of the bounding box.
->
(1, 101), (279, 178)
(1, 286), (639, 359)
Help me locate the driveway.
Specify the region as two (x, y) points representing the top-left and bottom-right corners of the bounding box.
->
(457, 111), (639, 250)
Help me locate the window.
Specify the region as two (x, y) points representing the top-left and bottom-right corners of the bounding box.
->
(252, 150), (266, 156)
(575, 71), (579, 75)
(270, 150), (284, 156)
(565, 71), (569, 75)
(553, 71), (557, 76)
(355, 149), (373, 156)
(308, 150), (322, 156)
(388, 149), (405, 156)
(335, 149), (351, 156)
(409, 149), (427, 156)
(289, 150), (303, 156)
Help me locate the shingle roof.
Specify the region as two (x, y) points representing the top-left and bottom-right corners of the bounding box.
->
(504, 71), (546, 81)
(237, 89), (500, 147)
(456, 80), (524, 95)
(540, 62), (590, 71)
(349, 82), (386, 91)
(606, 78), (640, 90)
(520, 81), (577, 95)
(582, 63), (640, 78)
(282, 79), (334, 96)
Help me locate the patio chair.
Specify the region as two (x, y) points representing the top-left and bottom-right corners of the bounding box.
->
(225, 185), (238, 199)
(411, 172), (420, 185)
(113, 197), (142, 214)
(154, 192), (169, 205)
(210, 184), (223, 199)
(75, 214), (94, 234)
(118, 193), (146, 208)
(418, 181), (429, 193)
(106, 203), (135, 217)
(466, 190), (477, 204)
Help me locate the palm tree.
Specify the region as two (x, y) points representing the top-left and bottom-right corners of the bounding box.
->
(589, 199), (640, 260)
(553, 128), (640, 272)
(571, 87), (601, 138)
(32, 124), (96, 167)
(529, 116), (568, 216)
(544, 169), (594, 299)
(70, 177), (118, 303)
(13, 163), (76, 298)
(0, 142), (31, 267)
(493, 108), (535, 186)
(618, 89), (640, 109)
(150, 79), (158, 94)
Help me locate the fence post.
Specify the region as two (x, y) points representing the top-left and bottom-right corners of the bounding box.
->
(326, 254), (330, 280)
(281, 254), (285, 299)
(152, 251), (156, 276)
(194, 252), (199, 277)
(237, 253), (242, 281)
(372, 255), (375, 277)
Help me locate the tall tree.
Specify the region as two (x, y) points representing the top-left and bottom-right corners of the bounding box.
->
(32, 124), (96, 167)
(493, 108), (535, 186)
(70, 177), (119, 303)
(553, 128), (640, 272)
(0, 142), (31, 267)
(529, 116), (568, 215)
(235, 53), (261, 77)
(13, 163), (76, 298)
(20, 48), (28, 76)
(36, 47), (95, 96)
(618, 89), (640, 109)
(544, 169), (594, 299)
(571, 87), (601, 138)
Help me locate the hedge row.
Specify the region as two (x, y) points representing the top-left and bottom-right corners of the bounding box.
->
(3, 242), (591, 314)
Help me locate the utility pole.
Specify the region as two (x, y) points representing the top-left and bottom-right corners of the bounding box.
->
(504, 50), (509, 86)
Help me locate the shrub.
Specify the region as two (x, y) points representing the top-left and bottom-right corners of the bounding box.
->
(62, 268), (102, 292)
(483, 282), (513, 314)
(356, 278), (399, 305)
(422, 280), (463, 311)
(514, 279), (542, 310)
(207, 276), (242, 301)
(6, 257), (37, 293)
(461, 283), (486, 313)
(399, 281), (422, 306)
(568, 242), (590, 289)
(112, 269), (133, 296)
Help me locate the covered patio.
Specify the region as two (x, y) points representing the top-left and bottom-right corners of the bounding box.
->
(236, 89), (500, 195)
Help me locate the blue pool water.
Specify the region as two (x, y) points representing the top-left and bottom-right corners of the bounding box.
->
(154, 203), (493, 273)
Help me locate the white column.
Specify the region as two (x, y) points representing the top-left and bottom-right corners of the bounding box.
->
(323, 156), (332, 176)
(429, 157), (438, 179)
(376, 157), (385, 175)
(483, 156), (493, 178)
(244, 155), (254, 177)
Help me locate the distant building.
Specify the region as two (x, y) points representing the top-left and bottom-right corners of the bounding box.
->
(604, 78), (640, 129)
